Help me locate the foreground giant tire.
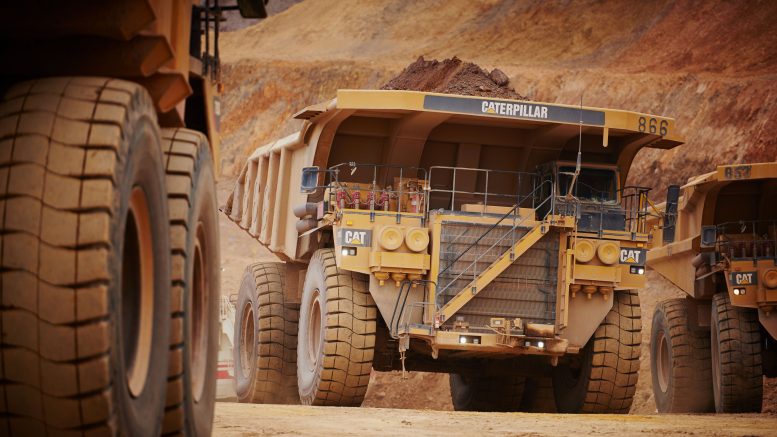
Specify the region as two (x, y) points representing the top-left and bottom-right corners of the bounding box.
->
(234, 263), (299, 404)
(449, 373), (525, 411)
(553, 290), (641, 414)
(650, 298), (714, 413)
(161, 129), (220, 435)
(297, 249), (376, 406)
(0, 77), (171, 434)
(710, 293), (763, 413)
(519, 376), (557, 413)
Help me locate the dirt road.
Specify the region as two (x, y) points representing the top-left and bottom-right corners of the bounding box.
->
(213, 402), (777, 436)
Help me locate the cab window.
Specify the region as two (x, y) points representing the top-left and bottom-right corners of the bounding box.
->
(558, 166), (618, 203)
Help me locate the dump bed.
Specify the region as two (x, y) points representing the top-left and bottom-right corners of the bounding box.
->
(226, 90), (683, 262)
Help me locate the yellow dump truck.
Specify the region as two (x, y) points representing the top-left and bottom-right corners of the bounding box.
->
(227, 90), (683, 413)
(648, 162), (777, 413)
(0, 1), (266, 435)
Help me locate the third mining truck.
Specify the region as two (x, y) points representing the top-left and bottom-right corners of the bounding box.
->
(648, 162), (777, 413)
(0, 1), (267, 435)
(227, 90), (682, 413)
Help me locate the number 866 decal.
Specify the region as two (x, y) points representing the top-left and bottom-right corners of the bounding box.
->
(638, 116), (668, 136)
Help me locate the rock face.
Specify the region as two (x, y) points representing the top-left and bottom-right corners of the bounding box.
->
(381, 56), (526, 100)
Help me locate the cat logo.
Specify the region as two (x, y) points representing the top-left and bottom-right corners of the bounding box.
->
(339, 229), (371, 247)
(619, 248), (646, 266)
(730, 272), (757, 286)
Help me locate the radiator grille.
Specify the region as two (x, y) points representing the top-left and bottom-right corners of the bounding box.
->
(437, 221), (559, 328)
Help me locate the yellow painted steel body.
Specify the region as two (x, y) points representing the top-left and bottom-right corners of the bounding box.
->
(647, 162), (777, 339)
(226, 89), (683, 357)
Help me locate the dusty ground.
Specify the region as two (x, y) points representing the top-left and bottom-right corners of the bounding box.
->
(214, 0), (777, 427)
(214, 404), (777, 436)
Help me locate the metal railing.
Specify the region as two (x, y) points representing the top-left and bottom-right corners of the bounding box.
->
(713, 220), (777, 261)
(557, 186), (651, 237)
(425, 166), (540, 215)
(620, 186), (652, 234)
(434, 180), (559, 306)
(311, 162), (429, 223)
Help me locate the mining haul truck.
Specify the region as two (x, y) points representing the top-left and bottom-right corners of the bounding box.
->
(227, 90), (683, 413)
(0, 1), (267, 435)
(648, 162), (777, 413)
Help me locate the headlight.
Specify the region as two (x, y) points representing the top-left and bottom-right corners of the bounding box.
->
(405, 227), (429, 252)
(765, 270), (777, 289)
(597, 242), (619, 265)
(378, 226), (403, 251)
(574, 240), (595, 263)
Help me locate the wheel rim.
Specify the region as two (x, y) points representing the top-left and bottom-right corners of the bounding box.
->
(239, 301), (255, 378)
(123, 187), (155, 398)
(711, 321), (721, 408)
(307, 290), (322, 369)
(656, 330), (670, 393)
(190, 223), (209, 403)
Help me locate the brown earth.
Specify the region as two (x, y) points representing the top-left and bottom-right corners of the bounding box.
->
(216, 0), (777, 416)
(381, 56), (525, 99)
(214, 403), (777, 436)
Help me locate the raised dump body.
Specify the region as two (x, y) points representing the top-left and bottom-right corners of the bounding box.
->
(227, 90), (682, 413)
(647, 162), (777, 413)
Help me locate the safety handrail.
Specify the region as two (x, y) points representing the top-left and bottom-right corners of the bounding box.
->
(426, 166), (539, 215)
(714, 219), (777, 261)
(435, 180), (556, 302)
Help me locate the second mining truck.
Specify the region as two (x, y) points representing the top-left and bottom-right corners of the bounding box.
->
(227, 90), (682, 413)
(647, 162), (777, 413)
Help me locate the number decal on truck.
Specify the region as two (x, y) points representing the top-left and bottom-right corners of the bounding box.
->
(638, 117), (668, 136)
(723, 165), (751, 180)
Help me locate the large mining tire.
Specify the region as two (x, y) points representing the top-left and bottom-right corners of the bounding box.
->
(449, 373), (526, 412)
(710, 292), (763, 413)
(233, 262), (299, 404)
(0, 77), (171, 435)
(552, 290), (641, 414)
(519, 376), (557, 413)
(161, 129), (220, 435)
(297, 249), (376, 406)
(650, 298), (714, 413)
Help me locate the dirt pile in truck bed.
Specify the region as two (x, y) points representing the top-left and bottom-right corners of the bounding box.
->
(381, 56), (527, 100)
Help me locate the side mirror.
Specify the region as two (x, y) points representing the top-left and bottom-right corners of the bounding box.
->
(700, 226), (717, 248)
(300, 166), (320, 194)
(662, 185), (680, 244)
